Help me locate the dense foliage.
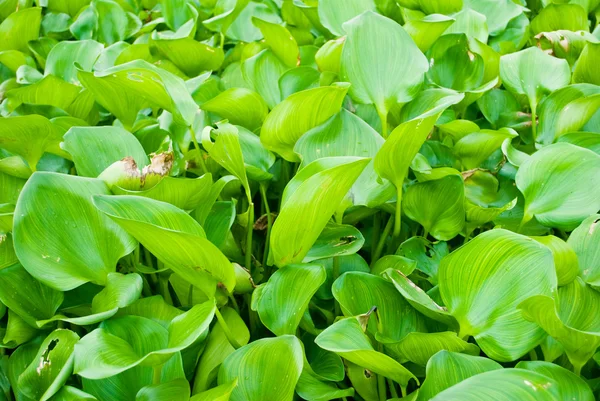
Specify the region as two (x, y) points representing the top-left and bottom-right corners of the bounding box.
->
(0, 0), (600, 400)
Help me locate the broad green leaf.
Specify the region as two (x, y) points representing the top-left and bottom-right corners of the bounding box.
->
(454, 128), (517, 169)
(296, 370), (354, 401)
(499, 47), (570, 130)
(53, 386), (97, 401)
(74, 300), (215, 379)
(191, 380), (237, 401)
(203, 0), (251, 35)
(568, 214), (600, 287)
(160, 0), (197, 31)
(396, 0), (462, 15)
(317, 0), (376, 36)
(530, 3), (589, 35)
(193, 307), (249, 393)
(136, 378), (190, 401)
(78, 60), (198, 128)
(227, 1), (281, 41)
(62, 126), (149, 177)
(340, 11), (428, 133)
(393, 332), (479, 366)
(4, 74), (81, 113)
(37, 272), (143, 326)
(519, 277), (600, 374)
(270, 157), (369, 267)
(45, 40), (104, 84)
(332, 272), (426, 343)
(70, 0), (141, 45)
(463, 0), (524, 35)
(13, 172), (136, 290)
(404, 14), (455, 53)
(252, 17), (299, 68)
(443, 9), (488, 43)
(18, 329), (80, 401)
(0, 264), (63, 327)
(403, 175), (465, 241)
(304, 223), (365, 262)
(516, 143), (600, 230)
(536, 84), (600, 145)
(574, 42), (600, 85)
(531, 236), (578, 286)
(439, 229), (556, 361)
(294, 109), (393, 207)
(218, 335), (303, 401)
(201, 88), (268, 131)
(93, 195), (236, 296)
(242, 49), (287, 109)
(314, 38), (343, 74)
(515, 361), (594, 401)
(0, 7), (41, 52)
(236, 125), (275, 181)
(557, 132), (600, 154)
(370, 255), (416, 276)
(252, 263), (325, 335)
(314, 254), (370, 301)
(430, 369), (562, 400)
(278, 66), (320, 98)
(315, 316), (417, 387)
(417, 351), (502, 400)
(260, 84), (349, 161)
(0, 115), (68, 170)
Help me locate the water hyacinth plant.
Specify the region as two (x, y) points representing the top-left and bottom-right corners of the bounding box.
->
(0, 0), (600, 400)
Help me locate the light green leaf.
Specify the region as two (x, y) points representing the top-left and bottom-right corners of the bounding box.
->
(315, 316), (417, 387)
(201, 88), (268, 131)
(13, 172), (136, 291)
(52, 386), (98, 401)
(439, 229), (556, 361)
(18, 329), (80, 401)
(270, 157), (369, 267)
(340, 11), (428, 133)
(417, 351), (502, 400)
(191, 380), (237, 401)
(93, 194), (236, 296)
(252, 263), (325, 335)
(252, 17), (299, 68)
(45, 40), (104, 84)
(74, 299), (215, 379)
(454, 128), (517, 169)
(403, 175), (465, 241)
(0, 7), (41, 52)
(574, 42), (600, 85)
(78, 60), (198, 128)
(396, 0), (462, 15)
(516, 143), (600, 230)
(404, 14), (455, 53)
(393, 332), (479, 366)
(242, 49), (287, 109)
(62, 126), (149, 178)
(304, 223), (365, 262)
(260, 84), (349, 162)
(136, 378), (190, 401)
(443, 9), (488, 43)
(568, 214), (600, 287)
(531, 235), (578, 287)
(317, 0), (376, 36)
(296, 370), (354, 401)
(530, 3), (589, 35)
(218, 335), (303, 401)
(515, 361), (594, 401)
(463, 0), (524, 35)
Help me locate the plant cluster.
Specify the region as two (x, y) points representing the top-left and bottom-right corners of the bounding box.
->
(0, 0), (600, 400)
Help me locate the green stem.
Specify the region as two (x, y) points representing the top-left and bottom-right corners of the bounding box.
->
(188, 284), (194, 306)
(153, 363), (163, 384)
(259, 183), (272, 268)
(371, 212), (381, 255)
(393, 187), (402, 238)
(529, 349), (538, 361)
(401, 385), (407, 398)
(245, 200), (254, 273)
(228, 294), (240, 314)
(159, 275), (173, 305)
(530, 103), (537, 141)
(377, 344), (387, 401)
(371, 215), (394, 267)
(422, 228), (429, 240)
(387, 378), (399, 398)
(189, 126), (208, 174)
(333, 257), (341, 316)
(378, 109), (388, 139)
(215, 307), (242, 349)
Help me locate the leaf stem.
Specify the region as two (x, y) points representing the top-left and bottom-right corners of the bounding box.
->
(371, 214), (394, 267)
(377, 344), (387, 401)
(245, 201), (254, 273)
(259, 183), (272, 269)
(393, 187), (402, 238)
(378, 109), (388, 139)
(530, 103), (537, 141)
(387, 378), (399, 398)
(152, 363), (163, 384)
(215, 307), (242, 349)
(189, 126), (208, 174)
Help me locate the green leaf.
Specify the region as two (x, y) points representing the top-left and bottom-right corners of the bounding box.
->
(568, 214), (600, 287)
(463, 0), (524, 35)
(78, 60), (198, 128)
(191, 380), (237, 401)
(260, 84), (349, 162)
(74, 299), (215, 379)
(70, 0), (141, 45)
(63, 126), (149, 178)
(393, 332), (479, 366)
(574, 42), (600, 85)
(454, 128), (517, 169)
(519, 277), (600, 374)
(0, 115), (68, 170)
(530, 4), (589, 35)
(304, 223), (365, 262)
(443, 9), (488, 43)
(531, 235), (578, 286)
(0, 7), (42, 52)
(13, 172), (136, 290)
(515, 361), (594, 401)
(0, 264), (63, 327)
(404, 14), (455, 53)
(18, 329), (80, 401)
(296, 370), (354, 401)
(516, 143), (600, 230)
(403, 175), (465, 241)
(417, 351), (502, 400)
(396, 0), (462, 15)
(536, 84), (600, 145)
(439, 229), (556, 361)
(45, 40), (104, 84)
(270, 157), (369, 267)
(242, 49), (287, 109)
(201, 88), (268, 131)
(93, 194), (236, 296)
(430, 369), (562, 400)
(252, 263), (325, 335)
(218, 335), (303, 401)
(136, 378), (190, 401)
(317, 0), (376, 36)
(315, 316), (417, 387)
(340, 11), (428, 133)
(192, 307), (249, 393)
(252, 17), (299, 68)
(332, 272), (426, 343)
(499, 47), (570, 123)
